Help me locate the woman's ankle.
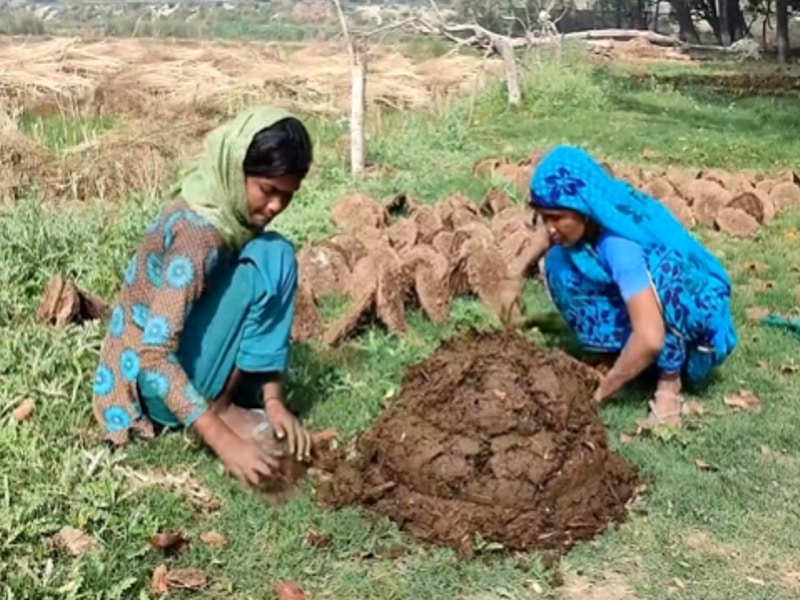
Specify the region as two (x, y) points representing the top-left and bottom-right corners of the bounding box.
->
(656, 372), (681, 395)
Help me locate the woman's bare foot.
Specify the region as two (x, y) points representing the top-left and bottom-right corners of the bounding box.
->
(648, 373), (683, 427)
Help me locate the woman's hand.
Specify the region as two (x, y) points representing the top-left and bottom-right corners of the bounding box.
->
(266, 398), (312, 462)
(194, 410), (280, 487)
(593, 371), (617, 404)
(218, 436), (281, 487)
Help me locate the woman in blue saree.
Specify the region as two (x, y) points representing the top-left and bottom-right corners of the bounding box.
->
(527, 145), (738, 426)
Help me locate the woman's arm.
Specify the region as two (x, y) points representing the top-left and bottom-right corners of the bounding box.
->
(243, 238), (311, 462)
(136, 219), (252, 459)
(593, 234), (665, 402)
(594, 287), (665, 401)
(262, 373), (284, 405)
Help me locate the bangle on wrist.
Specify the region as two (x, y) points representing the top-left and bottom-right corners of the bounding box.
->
(264, 396), (283, 406)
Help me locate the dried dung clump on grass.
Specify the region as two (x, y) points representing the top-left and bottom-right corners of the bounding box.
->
(292, 187), (543, 346)
(37, 276), (109, 326)
(316, 331), (641, 555)
(476, 152), (800, 238)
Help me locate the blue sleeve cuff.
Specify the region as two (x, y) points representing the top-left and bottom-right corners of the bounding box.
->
(183, 402), (209, 427)
(236, 347), (289, 374)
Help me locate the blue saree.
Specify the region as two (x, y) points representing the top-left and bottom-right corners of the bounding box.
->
(530, 145), (738, 382)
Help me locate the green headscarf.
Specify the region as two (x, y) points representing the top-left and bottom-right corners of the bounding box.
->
(170, 106), (296, 248)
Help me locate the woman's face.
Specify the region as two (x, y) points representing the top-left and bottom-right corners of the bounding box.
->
(244, 174), (302, 231)
(536, 208), (587, 246)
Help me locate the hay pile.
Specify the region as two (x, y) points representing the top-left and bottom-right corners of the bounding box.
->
(0, 36), (502, 201)
(0, 36), (502, 118)
(0, 120), (49, 201)
(478, 152), (800, 238)
(291, 182), (542, 346)
(0, 115), (213, 203)
(45, 117), (214, 202)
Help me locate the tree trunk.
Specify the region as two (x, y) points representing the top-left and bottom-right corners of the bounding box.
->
(615, 0), (623, 28)
(350, 48), (366, 176)
(717, 0), (731, 44)
(718, 0), (745, 44)
(629, 0), (646, 29)
(776, 0), (790, 63)
(724, 0), (746, 42)
(496, 38), (521, 106)
(651, 0), (661, 33)
(704, 1), (723, 45)
(669, 0), (701, 43)
(762, 0), (773, 46)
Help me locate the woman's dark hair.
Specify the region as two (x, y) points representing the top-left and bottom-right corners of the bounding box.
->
(243, 117), (313, 179)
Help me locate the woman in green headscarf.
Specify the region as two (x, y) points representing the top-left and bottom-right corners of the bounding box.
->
(92, 107), (314, 488)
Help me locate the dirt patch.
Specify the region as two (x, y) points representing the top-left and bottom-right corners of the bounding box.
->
(562, 572), (641, 600)
(590, 38), (697, 66)
(684, 530), (736, 559)
(316, 331), (640, 555)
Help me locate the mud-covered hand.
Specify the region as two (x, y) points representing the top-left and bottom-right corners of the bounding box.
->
(265, 398), (312, 462)
(217, 436), (280, 487)
(593, 379), (609, 404)
(593, 367), (622, 404)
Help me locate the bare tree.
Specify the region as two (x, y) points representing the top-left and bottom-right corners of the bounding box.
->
(327, 0), (414, 177)
(776, 0), (790, 62)
(330, 0), (366, 177)
(415, 0), (575, 106)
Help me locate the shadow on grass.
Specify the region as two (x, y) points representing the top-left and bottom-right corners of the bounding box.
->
(284, 341), (361, 417)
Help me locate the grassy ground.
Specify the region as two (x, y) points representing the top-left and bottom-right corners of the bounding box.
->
(3, 54), (800, 599)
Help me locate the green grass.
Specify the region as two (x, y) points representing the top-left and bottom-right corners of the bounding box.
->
(3, 54), (800, 599)
(19, 114), (116, 153)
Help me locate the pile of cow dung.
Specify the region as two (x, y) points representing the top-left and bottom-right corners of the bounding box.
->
(315, 330), (641, 555)
(291, 185), (542, 346)
(477, 152), (800, 238)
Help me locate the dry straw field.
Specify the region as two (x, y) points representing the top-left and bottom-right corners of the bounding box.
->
(0, 35), (502, 204)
